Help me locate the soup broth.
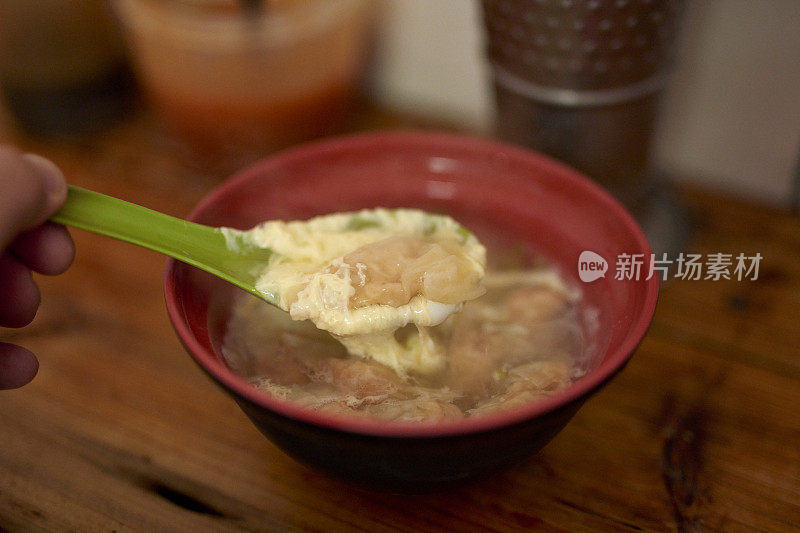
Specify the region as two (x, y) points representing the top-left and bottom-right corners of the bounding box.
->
(222, 262), (589, 422)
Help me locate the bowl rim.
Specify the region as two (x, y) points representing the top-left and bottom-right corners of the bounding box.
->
(164, 130), (658, 438)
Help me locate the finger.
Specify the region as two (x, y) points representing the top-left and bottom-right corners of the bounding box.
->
(0, 342), (39, 390)
(0, 148), (67, 248)
(11, 222), (75, 275)
(0, 252), (41, 328)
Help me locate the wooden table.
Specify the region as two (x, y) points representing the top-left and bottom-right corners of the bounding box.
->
(1, 109), (798, 532)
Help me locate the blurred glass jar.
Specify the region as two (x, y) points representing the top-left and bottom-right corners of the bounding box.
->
(113, 0), (373, 168)
(0, 0), (135, 137)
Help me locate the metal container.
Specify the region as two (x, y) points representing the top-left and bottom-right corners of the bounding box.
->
(481, 0), (684, 210)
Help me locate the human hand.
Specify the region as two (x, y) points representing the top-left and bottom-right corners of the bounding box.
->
(0, 147), (74, 389)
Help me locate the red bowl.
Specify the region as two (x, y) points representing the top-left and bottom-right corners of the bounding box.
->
(165, 131), (657, 492)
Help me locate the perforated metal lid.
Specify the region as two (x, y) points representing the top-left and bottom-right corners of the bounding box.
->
(482, 0), (684, 105)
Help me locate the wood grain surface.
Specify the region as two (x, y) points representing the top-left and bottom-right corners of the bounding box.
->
(1, 109), (798, 532)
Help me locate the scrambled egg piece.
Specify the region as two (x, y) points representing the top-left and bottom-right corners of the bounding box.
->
(240, 208), (486, 375)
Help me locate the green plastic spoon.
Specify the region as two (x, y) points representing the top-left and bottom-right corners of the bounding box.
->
(51, 185), (278, 305)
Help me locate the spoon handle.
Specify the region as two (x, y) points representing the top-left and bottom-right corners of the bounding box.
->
(52, 184), (223, 261)
(51, 185), (274, 301)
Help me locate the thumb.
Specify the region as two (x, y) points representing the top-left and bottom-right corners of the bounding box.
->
(0, 148), (67, 249)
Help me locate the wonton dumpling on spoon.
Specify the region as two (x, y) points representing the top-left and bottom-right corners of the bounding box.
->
(231, 208), (486, 375)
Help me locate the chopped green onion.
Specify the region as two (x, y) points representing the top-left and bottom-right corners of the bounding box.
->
(345, 216), (382, 231)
